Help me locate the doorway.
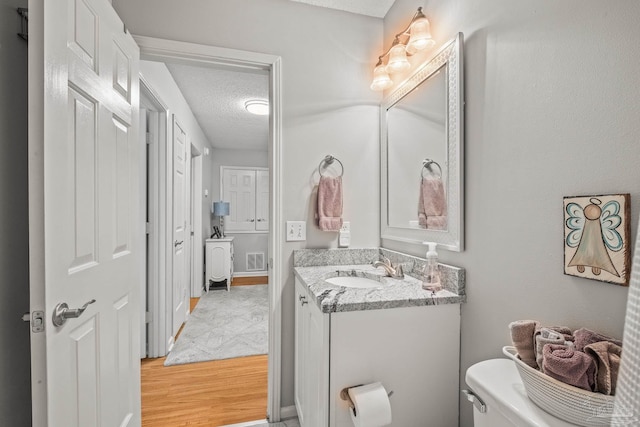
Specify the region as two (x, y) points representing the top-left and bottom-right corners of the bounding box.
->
(137, 36), (283, 423)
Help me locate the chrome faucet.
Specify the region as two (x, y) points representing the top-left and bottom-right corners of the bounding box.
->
(372, 256), (404, 279)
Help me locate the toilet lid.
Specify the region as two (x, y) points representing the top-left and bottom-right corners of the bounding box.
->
(465, 359), (577, 427)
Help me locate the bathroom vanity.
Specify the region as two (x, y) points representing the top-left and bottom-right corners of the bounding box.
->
(293, 249), (465, 427)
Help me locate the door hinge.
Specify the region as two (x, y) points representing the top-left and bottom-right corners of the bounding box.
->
(146, 222), (151, 235)
(23, 311), (45, 333)
(145, 311), (152, 323)
(146, 132), (152, 145)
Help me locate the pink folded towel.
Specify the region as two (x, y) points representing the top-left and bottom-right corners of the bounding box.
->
(317, 176), (343, 231)
(509, 320), (539, 368)
(542, 343), (597, 391)
(584, 341), (622, 395)
(536, 328), (568, 371)
(418, 177), (446, 230)
(573, 328), (622, 352)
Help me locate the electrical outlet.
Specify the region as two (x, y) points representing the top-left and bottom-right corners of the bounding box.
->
(286, 221), (306, 241)
(340, 221), (350, 233)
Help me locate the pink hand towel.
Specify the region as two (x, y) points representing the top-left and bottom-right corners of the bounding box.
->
(573, 328), (622, 352)
(584, 341), (622, 395)
(542, 343), (597, 391)
(418, 177), (446, 230)
(317, 176), (343, 231)
(536, 328), (567, 371)
(509, 320), (539, 368)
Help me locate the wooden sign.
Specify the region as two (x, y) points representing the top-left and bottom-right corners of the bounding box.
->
(564, 194), (631, 286)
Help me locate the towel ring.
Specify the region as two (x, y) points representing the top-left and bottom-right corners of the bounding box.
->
(421, 159), (442, 179)
(319, 155), (344, 177)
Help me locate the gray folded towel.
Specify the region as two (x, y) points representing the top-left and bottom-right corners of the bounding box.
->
(584, 341), (622, 395)
(509, 320), (539, 368)
(536, 328), (568, 371)
(542, 343), (597, 391)
(574, 328), (622, 352)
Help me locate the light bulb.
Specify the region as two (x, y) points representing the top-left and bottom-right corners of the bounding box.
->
(370, 64), (393, 91)
(408, 17), (435, 52)
(385, 44), (410, 74)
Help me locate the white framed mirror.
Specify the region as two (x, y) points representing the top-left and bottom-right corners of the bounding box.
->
(381, 33), (464, 251)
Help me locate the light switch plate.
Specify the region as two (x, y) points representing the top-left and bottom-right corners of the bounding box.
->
(286, 221), (306, 241)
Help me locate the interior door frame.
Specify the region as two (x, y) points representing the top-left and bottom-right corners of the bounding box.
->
(140, 78), (169, 359)
(134, 35), (284, 422)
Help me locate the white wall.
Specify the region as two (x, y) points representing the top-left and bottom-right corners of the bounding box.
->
(114, 0), (382, 408)
(0, 0), (31, 424)
(139, 60), (215, 291)
(384, 1), (640, 426)
(212, 149), (268, 275)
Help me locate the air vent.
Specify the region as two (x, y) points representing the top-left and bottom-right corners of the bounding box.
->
(247, 252), (265, 271)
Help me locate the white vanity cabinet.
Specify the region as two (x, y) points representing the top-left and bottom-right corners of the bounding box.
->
(294, 277), (461, 427)
(205, 237), (234, 291)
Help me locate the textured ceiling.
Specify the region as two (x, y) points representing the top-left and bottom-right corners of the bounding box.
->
(166, 63), (269, 151)
(289, 0), (395, 18)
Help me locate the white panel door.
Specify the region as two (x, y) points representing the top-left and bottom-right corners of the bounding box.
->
(30, 0), (141, 426)
(172, 118), (188, 337)
(223, 168), (256, 231)
(256, 169), (270, 231)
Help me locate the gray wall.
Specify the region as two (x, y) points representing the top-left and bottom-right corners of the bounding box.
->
(113, 0), (382, 408)
(0, 0), (32, 424)
(211, 148), (268, 275)
(384, 1), (640, 426)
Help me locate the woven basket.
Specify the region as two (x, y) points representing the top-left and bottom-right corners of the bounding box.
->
(502, 346), (615, 427)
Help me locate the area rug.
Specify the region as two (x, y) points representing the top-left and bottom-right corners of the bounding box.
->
(164, 284), (268, 366)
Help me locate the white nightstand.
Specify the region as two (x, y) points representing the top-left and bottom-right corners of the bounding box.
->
(205, 237), (234, 291)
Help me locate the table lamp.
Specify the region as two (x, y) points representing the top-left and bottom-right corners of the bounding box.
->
(212, 201), (230, 238)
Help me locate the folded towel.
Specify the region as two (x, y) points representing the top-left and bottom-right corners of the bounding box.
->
(509, 320), (539, 368)
(573, 328), (622, 352)
(584, 341), (622, 395)
(317, 176), (343, 231)
(542, 343), (597, 391)
(536, 328), (567, 371)
(418, 177), (447, 230)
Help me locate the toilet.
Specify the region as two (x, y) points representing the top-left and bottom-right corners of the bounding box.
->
(464, 358), (577, 427)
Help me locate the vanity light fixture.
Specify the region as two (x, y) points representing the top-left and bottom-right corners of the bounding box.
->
(245, 99), (269, 115)
(370, 7), (436, 91)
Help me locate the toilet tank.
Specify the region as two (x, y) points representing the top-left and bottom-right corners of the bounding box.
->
(465, 359), (577, 427)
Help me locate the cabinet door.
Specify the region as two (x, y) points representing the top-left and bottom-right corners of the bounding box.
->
(223, 168), (255, 231)
(294, 279), (329, 427)
(294, 280), (308, 425)
(255, 170), (269, 231)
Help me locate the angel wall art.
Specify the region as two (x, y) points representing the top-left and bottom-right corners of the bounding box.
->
(563, 194), (631, 286)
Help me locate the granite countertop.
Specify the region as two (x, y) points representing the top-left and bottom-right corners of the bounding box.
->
(294, 263), (465, 313)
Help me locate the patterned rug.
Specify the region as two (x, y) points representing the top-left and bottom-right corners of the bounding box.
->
(164, 284), (268, 366)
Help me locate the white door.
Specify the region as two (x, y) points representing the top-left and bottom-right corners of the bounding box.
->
(172, 117), (188, 337)
(223, 168), (256, 231)
(29, 0), (141, 426)
(256, 169), (270, 231)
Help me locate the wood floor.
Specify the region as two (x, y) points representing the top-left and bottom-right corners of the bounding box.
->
(142, 276), (269, 427)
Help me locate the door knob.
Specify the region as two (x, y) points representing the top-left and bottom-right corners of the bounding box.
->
(52, 299), (96, 327)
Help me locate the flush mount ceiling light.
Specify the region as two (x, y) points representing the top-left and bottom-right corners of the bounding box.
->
(245, 99), (269, 115)
(370, 7), (436, 91)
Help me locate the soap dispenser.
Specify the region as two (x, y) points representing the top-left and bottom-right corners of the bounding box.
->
(422, 242), (442, 292)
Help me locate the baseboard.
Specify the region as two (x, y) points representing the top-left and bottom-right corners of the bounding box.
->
(220, 420), (268, 427)
(279, 405), (298, 420)
(234, 271), (268, 277)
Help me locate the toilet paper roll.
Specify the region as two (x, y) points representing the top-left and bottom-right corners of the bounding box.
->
(347, 382), (392, 427)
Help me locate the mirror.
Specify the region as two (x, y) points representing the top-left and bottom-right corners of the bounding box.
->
(381, 33), (464, 251)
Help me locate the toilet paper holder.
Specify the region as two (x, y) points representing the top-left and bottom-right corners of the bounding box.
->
(340, 384), (394, 411)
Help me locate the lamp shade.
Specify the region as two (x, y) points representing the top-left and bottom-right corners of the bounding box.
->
(212, 201), (230, 216)
(408, 17), (435, 52)
(370, 64), (393, 91)
(385, 44), (410, 74)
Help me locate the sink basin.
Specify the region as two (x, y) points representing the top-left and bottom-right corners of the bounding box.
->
(325, 276), (382, 289)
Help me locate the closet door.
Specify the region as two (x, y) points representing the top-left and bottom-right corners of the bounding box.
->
(256, 170), (269, 231)
(223, 168), (255, 231)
